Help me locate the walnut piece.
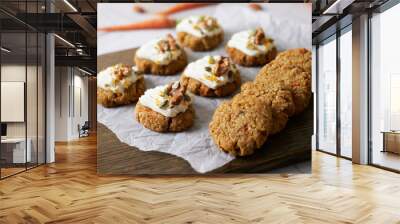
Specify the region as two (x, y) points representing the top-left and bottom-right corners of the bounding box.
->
(166, 34), (178, 50)
(113, 64), (130, 80)
(197, 16), (218, 32)
(213, 57), (230, 77)
(166, 81), (187, 106)
(254, 27), (265, 45)
(157, 34), (179, 53)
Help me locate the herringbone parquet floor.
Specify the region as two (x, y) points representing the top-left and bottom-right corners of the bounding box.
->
(0, 135), (399, 224)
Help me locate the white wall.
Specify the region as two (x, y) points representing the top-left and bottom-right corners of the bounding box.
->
(54, 67), (89, 141)
(74, 73), (89, 123)
(54, 66), (69, 141)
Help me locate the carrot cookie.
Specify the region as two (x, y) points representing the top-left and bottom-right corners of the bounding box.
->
(255, 62), (311, 115)
(134, 34), (187, 75)
(274, 48), (312, 73)
(209, 94), (273, 156)
(180, 56), (241, 97)
(176, 15), (224, 51)
(226, 28), (277, 67)
(240, 81), (295, 134)
(135, 81), (194, 132)
(97, 64), (145, 108)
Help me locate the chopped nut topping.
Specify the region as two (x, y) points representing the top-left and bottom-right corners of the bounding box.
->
(170, 94), (182, 106)
(164, 84), (172, 95)
(227, 70), (233, 79)
(171, 81), (180, 89)
(254, 27), (265, 45)
(195, 16), (218, 33)
(156, 41), (168, 53)
(166, 34), (178, 50)
(112, 64), (131, 85)
(165, 81), (187, 106)
(156, 34), (179, 53)
(212, 57), (231, 77)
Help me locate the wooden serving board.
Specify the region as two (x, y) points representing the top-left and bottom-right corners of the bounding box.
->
(97, 49), (313, 174)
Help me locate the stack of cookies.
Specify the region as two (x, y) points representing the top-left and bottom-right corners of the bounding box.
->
(209, 48), (312, 156)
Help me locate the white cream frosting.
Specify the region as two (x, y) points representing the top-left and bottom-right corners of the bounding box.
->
(183, 56), (236, 89)
(97, 65), (142, 93)
(136, 38), (182, 65)
(138, 82), (191, 118)
(176, 15), (222, 38)
(227, 29), (275, 56)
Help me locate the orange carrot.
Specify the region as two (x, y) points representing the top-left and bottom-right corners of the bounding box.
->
(156, 3), (214, 16)
(249, 3), (263, 11)
(133, 5), (146, 14)
(98, 16), (176, 32)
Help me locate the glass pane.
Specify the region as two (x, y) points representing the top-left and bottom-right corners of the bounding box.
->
(339, 29), (352, 158)
(317, 37), (337, 154)
(312, 45), (317, 151)
(1, 31), (27, 177)
(371, 4), (400, 171)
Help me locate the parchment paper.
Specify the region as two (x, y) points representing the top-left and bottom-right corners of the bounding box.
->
(97, 3), (311, 173)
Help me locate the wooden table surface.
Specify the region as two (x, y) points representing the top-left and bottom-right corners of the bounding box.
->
(97, 49), (313, 174)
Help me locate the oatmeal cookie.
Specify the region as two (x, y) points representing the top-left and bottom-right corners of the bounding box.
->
(226, 28), (278, 66)
(97, 64), (145, 108)
(274, 48), (312, 73)
(240, 81), (295, 134)
(209, 95), (273, 156)
(176, 15), (224, 51)
(255, 61), (311, 115)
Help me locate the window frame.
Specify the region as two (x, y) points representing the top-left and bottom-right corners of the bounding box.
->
(315, 23), (353, 161)
(367, 0), (400, 173)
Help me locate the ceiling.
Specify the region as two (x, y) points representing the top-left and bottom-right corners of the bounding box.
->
(1, 0), (395, 72)
(0, 0), (98, 74)
(312, 0), (390, 44)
